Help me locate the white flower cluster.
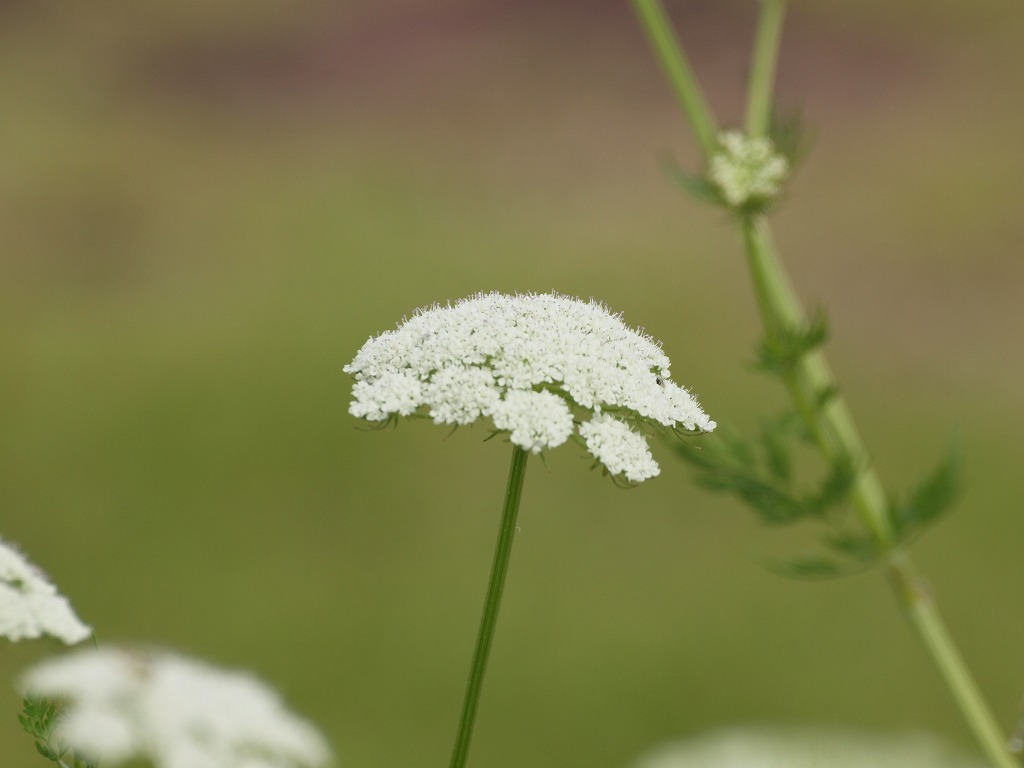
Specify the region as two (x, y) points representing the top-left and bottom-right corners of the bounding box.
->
(0, 537), (91, 644)
(22, 646), (332, 768)
(345, 292), (715, 483)
(635, 727), (986, 768)
(708, 130), (789, 208)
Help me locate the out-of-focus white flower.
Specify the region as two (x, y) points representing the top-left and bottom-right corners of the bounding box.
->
(0, 537), (91, 644)
(708, 131), (789, 208)
(345, 292), (715, 482)
(633, 727), (986, 768)
(22, 646), (332, 768)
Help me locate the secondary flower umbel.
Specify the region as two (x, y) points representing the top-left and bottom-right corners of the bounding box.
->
(22, 646), (332, 768)
(345, 292), (715, 482)
(0, 536), (91, 645)
(708, 130), (789, 209)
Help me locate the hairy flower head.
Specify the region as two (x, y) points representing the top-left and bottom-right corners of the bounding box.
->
(22, 646), (332, 768)
(708, 130), (789, 208)
(0, 537), (91, 644)
(345, 292), (715, 483)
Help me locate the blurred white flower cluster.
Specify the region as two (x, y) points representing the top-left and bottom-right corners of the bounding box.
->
(345, 292), (715, 482)
(0, 537), (90, 644)
(23, 646), (332, 768)
(634, 727), (986, 768)
(708, 131), (789, 208)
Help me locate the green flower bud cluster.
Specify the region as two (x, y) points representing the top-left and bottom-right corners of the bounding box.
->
(708, 130), (789, 209)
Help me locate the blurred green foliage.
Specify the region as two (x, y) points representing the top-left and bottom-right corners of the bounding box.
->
(2, 2), (1023, 767)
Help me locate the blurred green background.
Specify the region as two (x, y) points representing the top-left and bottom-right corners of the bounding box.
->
(2, 1), (1023, 766)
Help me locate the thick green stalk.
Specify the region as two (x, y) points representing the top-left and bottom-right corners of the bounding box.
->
(740, 218), (892, 549)
(449, 446), (529, 768)
(633, 1), (1018, 764)
(740, 215), (1015, 768)
(888, 551), (1017, 768)
(632, 0), (719, 158)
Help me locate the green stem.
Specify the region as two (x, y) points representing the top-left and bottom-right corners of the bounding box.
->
(741, 217), (892, 549)
(632, 0), (719, 159)
(741, 215), (1017, 767)
(886, 553), (1016, 767)
(745, 0), (787, 137)
(449, 446), (529, 768)
(634, 2), (1019, 764)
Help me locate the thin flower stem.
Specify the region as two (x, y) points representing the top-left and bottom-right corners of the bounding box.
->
(633, 3), (1019, 765)
(449, 446), (529, 768)
(632, 0), (719, 158)
(745, 0), (787, 138)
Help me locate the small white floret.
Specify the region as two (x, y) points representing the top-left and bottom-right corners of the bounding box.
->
(349, 371), (423, 420)
(579, 413), (661, 483)
(426, 365), (501, 425)
(492, 390), (575, 453)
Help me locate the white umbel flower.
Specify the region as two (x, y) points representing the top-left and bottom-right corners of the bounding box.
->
(22, 646), (332, 768)
(634, 727), (986, 768)
(0, 537), (91, 644)
(345, 292), (715, 482)
(708, 130), (789, 208)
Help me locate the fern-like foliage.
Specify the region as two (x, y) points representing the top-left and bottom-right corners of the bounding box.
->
(676, 313), (961, 575)
(888, 442), (961, 544)
(19, 697), (96, 768)
(754, 310), (829, 375)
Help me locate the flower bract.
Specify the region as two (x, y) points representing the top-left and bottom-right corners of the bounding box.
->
(345, 292), (715, 482)
(22, 646), (332, 768)
(0, 537), (91, 644)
